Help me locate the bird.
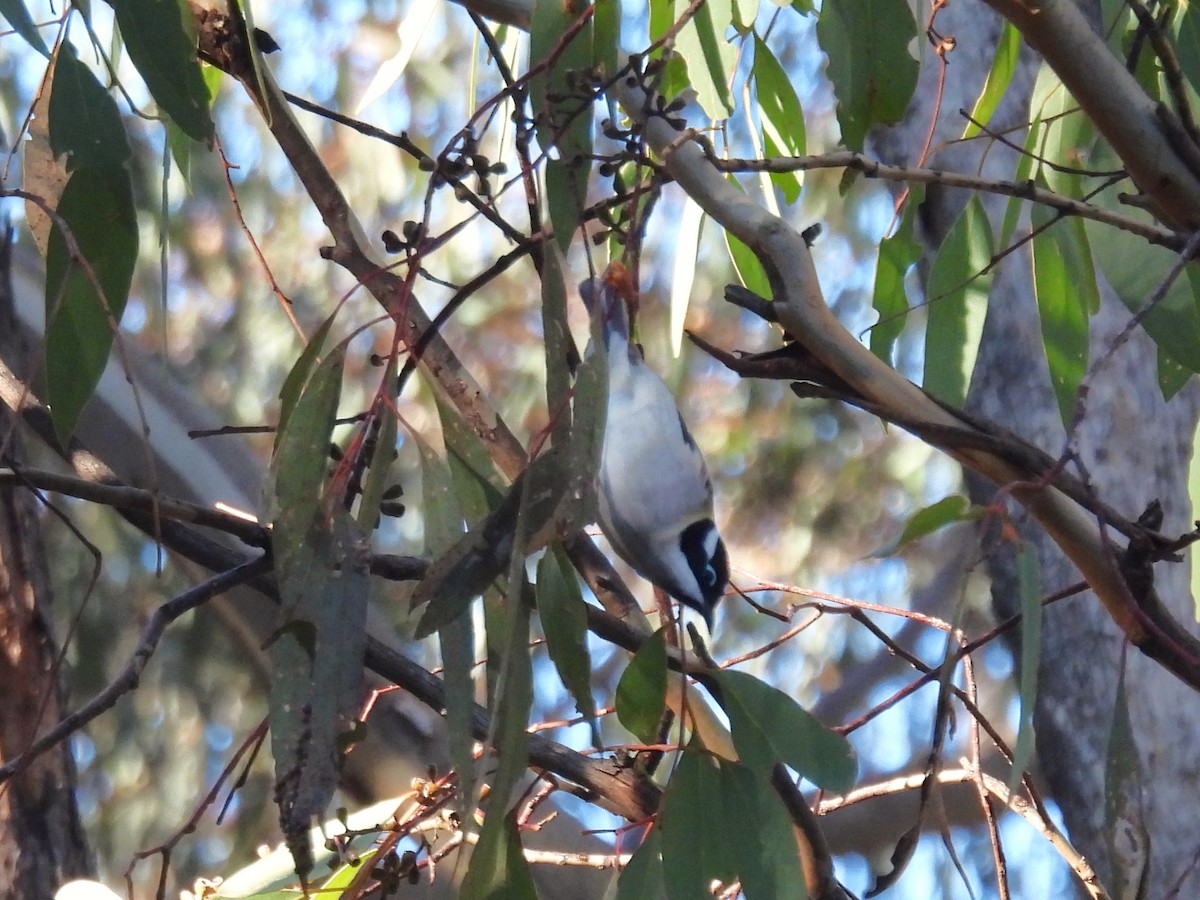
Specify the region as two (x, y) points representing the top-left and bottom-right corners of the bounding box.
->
(580, 263), (729, 630)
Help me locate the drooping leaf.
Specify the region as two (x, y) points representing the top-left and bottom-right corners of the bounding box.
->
(541, 248), (574, 448)
(268, 345), (366, 878)
(113, 0), (213, 143)
(536, 545), (598, 740)
(272, 346), (343, 530)
(816, 0), (918, 150)
(1104, 672), (1151, 898)
(615, 828), (665, 900)
(673, 0), (736, 118)
(356, 401), (399, 532)
(660, 747), (737, 899)
(412, 448), (569, 637)
(726, 229), (773, 301)
(615, 629), (668, 743)
(1009, 543), (1041, 795)
(593, 0), (620, 78)
(961, 22), (1020, 139)
(871, 495), (979, 558)
(669, 196), (704, 356)
(24, 54), (69, 257)
(275, 313), (338, 454)
(1082, 169), (1200, 384)
(565, 319), (608, 534)
(419, 413), (476, 823)
(1030, 203), (1096, 426)
(1177, 8), (1200, 102)
(44, 165), (137, 444)
(753, 34), (804, 203)
(48, 45), (131, 169)
(720, 761), (808, 900)
(716, 668), (856, 792)
(923, 194), (993, 407)
(870, 190), (922, 364)
(460, 809), (537, 900)
(1027, 64), (1093, 198)
(532, 0), (593, 252)
(0, 0), (49, 56)
(268, 516), (369, 878)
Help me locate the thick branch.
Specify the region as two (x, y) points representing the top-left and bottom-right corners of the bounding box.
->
(605, 68), (1200, 691)
(981, 0), (1200, 230)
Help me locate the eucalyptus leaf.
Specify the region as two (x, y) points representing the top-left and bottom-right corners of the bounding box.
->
(615, 629), (668, 743)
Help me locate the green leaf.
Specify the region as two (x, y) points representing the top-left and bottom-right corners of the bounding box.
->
(1009, 544), (1041, 795)
(615, 629), (668, 743)
(1178, 8), (1200, 101)
(1104, 673), (1150, 898)
(537, 545), (598, 739)
(1030, 203), (1096, 426)
(44, 165), (137, 444)
(272, 346), (343, 533)
(719, 761), (808, 900)
(923, 194), (993, 407)
(275, 314), (338, 454)
(716, 668), (856, 792)
(870, 495), (978, 557)
(594, 0), (620, 79)
(816, 0), (918, 151)
(961, 22), (1020, 139)
(615, 828), (665, 900)
(418, 416), (477, 822)
(356, 401), (399, 531)
(49, 45), (131, 169)
(870, 191), (921, 364)
(673, 0), (736, 118)
(727, 229), (773, 301)
(0, 0), (49, 56)
(660, 748), (737, 899)
(532, 0), (593, 253)
(541, 248), (574, 447)
(268, 516), (369, 878)
(114, 0), (213, 143)
(753, 37), (805, 152)
(461, 809), (537, 900)
(412, 448), (568, 637)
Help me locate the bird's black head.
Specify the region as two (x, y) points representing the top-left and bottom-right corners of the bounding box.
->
(678, 519), (729, 629)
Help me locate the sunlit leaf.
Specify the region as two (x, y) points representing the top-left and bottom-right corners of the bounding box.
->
(1009, 544), (1041, 795)
(817, 0), (918, 150)
(0, 0), (49, 56)
(44, 165), (137, 444)
(716, 668), (856, 792)
(673, 0), (736, 118)
(961, 22), (1020, 139)
(1030, 203), (1096, 426)
(923, 194), (993, 407)
(753, 35), (805, 204)
(670, 196), (704, 356)
(871, 495), (978, 557)
(616, 629), (668, 742)
(24, 53), (68, 257)
(114, 0), (213, 143)
(537, 545), (598, 740)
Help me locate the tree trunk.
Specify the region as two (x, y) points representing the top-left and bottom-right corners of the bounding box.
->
(0, 233), (93, 896)
(878, 7), (1200, 895)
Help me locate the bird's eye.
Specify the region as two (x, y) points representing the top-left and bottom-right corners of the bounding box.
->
(702, 564), (717, 586)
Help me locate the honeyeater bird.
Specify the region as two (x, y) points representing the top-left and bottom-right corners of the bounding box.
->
(581, 263), (728, 629)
